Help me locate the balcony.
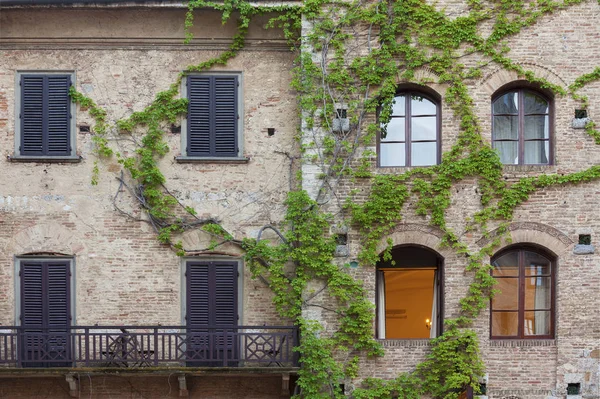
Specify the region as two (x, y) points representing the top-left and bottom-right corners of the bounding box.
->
(0, 325), (299, 370)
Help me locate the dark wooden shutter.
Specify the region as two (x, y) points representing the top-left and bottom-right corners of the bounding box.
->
(213, 77), (238, 157)
(21, 76), (45, 155)
(187, 76), (238, 157)
(20, 261), (70, 367)
(186, 261), (238, 366)
(187, 262), (210, 328)
(21, 75), (71, 156)
(21, 262), (44, 329)
(186, 261), (238, 327)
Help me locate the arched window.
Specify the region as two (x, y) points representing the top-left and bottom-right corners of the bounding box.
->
(379, 91), (440, 167)
(490, 247), (555, 339)
(376, 246), (443, 339)
(492, 88), (552, 165)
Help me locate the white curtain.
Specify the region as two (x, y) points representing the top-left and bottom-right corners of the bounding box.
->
(377, 271), (386, 339)
(430, 271), (438, 338)
(534, 275), (548, 335)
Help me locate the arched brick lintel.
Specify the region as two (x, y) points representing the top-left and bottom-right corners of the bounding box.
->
(376, 223), (453, 260)
(7, 223), (85, 256)
(480, 222), (573, 257)
(481, 63), (567, 96)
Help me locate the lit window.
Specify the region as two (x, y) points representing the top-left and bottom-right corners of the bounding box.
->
(491, 247), (555, 338)
(376, 246), (442, 339)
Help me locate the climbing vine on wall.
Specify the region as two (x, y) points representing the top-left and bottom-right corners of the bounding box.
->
(70, 0), (600, 397)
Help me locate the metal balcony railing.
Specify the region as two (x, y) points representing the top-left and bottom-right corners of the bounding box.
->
(0, 326), (298, 369)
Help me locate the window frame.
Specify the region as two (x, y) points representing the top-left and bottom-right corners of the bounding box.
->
(13, 71), (78, 162)
(489, 246), (556, 340)
(375, 245), (444, 340)
(491, 87), (554, 166)
(178, 72), (246, 162)
(377, 90), (441, 168)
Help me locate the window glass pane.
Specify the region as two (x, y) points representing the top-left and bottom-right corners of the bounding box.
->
(525, 277), (551, 310)
(380, 143), (405, 167)
(524, 92), (549, 114)
(492, 252), (519, 276)
(524, 311), (551, 336)
(524, 252), (551, 275)
(493, 141), (518, 164)
(411, 142), (437, 166)
(381, 117), (405, 141)
(411, 95), (436, 116)
(391, 95), (406, 116)
(411, 117), (437, 140)
(493, 115), (519, 140)
(524, 115), (549, 139)
(524, 141), (550, 164)
(492, 278), (519, 310)
(492, 311), (518, 336)
(493, 92), (518, 114)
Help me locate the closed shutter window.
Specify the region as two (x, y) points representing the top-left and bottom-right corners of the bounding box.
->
(186, 261), (238, 327)
(20, 261), (71, 367)
(187, 76), (238, 157)
(20, 74), (71, 156)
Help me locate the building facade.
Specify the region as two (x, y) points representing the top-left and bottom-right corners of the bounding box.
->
(1, 0), (599, 398)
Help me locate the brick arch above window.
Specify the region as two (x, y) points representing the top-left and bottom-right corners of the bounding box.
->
(6, 223), (85, 256)
(376, 223), (454, 260)
(478, 222), (573, 257)
(481, 63), (567, 96)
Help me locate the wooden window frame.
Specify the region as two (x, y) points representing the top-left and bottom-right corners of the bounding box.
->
(491, 88), (554, 165)
(375, 246), (444, 339)
(490, 247), (556, 340)
(378, 90), (441, 168)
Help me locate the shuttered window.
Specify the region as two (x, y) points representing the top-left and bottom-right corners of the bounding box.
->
(185, 261), (238, 366)
(20, 260), (71, 367)
(186, 261), (238, 327)
(187, 75), (239, 157)
(20, 74), (72, 156)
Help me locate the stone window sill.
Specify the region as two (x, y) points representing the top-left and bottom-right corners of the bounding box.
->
(8, 155), (82, 163)
(175, 156), (249, 164)
(501, 164), (554, 172)
(488, 339), (556, 347)
(378, 339), (433, 348)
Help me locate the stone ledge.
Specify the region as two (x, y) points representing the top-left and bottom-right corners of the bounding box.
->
(488, 339), (556, 347)
(175, 156), (250, 164)
(573, 244), (594, 255)
(7, 155), (83, 163)
(378, 339), (433, 348)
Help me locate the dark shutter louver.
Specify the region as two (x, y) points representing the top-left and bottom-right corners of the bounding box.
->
(187, 262), (210, 328)
(46, 76), (71, 155)
(21, 75), (71, 156)
(21, 76), (44, 155)
(213, 77), (238, 157)
(187, 76), (238, 157)
(21, 262), (44, 329)
(213, 263), (237, 327)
